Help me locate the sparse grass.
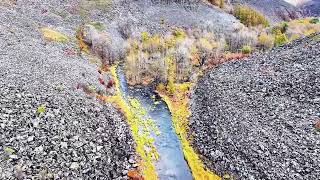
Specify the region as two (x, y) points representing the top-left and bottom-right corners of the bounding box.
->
(241, 45), (252, 54)
(89, 22), (105, 31)
(258, 32), (274, 50)
(76, 26), (90, 54)
(0, 0), (17, 6)
(4, 147), (15, 154)
(40, 27), (69, 42)
(313, 34), (320, 42)
(77, 0), (111, 21)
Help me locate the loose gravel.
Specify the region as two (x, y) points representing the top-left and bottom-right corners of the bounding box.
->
(0, 2), (135, 179)
(190, 34), (320, 180)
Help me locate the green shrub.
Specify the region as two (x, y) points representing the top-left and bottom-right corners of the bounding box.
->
(141, 32), (150, 42)
(274, 30), (288, 46)
(173, 28), (186, 39)
(241, 45), (252, 54)
(310, 18), (319, 24)
(167, 81), (176, 94)
(281, 22), (289, 33)
(234, 5), (269, 27)
(89, 22), (105, 31)
(37, 105), (46, 114)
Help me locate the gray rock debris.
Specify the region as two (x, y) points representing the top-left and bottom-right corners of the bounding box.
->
(0, 1), (135, 179)
(190, 33), (320, 180)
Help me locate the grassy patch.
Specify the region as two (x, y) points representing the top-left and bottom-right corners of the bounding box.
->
(40, 27), (69, 42)
(89, 22), (105, 31)
(313, 34), (320, 42)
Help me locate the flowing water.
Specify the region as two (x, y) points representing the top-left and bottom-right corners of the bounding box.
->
(117, 67), (192, 180)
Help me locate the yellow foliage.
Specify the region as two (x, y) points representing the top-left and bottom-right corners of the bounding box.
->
(124, 28), (221, 85)
(173, 28), (186, 39)
(234, 5), (269, 27)
(76, 26), (90, 54)
(156, 83), (166, 92)
(164, 34), (177, 49)
(141, 31), (150, 42)
(258, 32), (274, 49)
(199, 38), (214, 51)
(40, 27), (69, 42)
(100, 65), (158, 180)
(157, 83), (221, 180)
(303, 27), (317, 36)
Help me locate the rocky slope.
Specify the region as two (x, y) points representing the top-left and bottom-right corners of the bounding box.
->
(300, 0), (320, 16)
(230, 0), (305, 23)
(190, 33), (320, 179)
(0, 1), (135, 179)
(108, 0), (246, 40)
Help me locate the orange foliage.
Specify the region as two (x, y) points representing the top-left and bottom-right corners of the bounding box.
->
(203, 53), (248, 71)
(127, 170), (144, 180)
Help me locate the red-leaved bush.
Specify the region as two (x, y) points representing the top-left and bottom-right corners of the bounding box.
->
(98, 77), (105, 85)
(107, 79), (114, 88)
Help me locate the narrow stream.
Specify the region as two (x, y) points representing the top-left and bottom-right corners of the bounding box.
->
(117, 67), (193, 180)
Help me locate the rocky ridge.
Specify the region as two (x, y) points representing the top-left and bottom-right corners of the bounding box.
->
(190, 33), (320, 180)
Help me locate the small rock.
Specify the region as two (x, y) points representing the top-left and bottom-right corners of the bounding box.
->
(128, 158), (135, 164)
(70, 162), (80, 170)
(34, 146), (44, 154)
(27, 136), (34, 142)
(97, 146), (103, 151)
(9, 154), (18, 160)
(60, 142), (68, 149)
(122, 170), (128, 175)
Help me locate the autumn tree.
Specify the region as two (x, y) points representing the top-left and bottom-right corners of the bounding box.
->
(234, 5), (269, 27)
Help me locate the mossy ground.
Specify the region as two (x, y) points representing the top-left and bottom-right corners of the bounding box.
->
(40, 27), (69, 42)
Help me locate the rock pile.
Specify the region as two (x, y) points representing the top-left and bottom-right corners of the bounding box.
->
(190, 33), (320, 179)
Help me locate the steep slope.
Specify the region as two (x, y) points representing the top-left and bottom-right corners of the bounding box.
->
(0, 0), (247, 179)
(300, 0), (320, 16)
(110, 0), (245, 39)
(0, 2), (135, 179)
(190, 34), (320, 179)
(230, 0), (304, 23)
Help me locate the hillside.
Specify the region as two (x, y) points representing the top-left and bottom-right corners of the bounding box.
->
(190, 33), (320, 179)
(300, 0), (320, 16)
(230, 0), (304, 23)
(0, 0), (246, 179)
(0, 1), (135, 179)
(1, 0), (319, 179)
